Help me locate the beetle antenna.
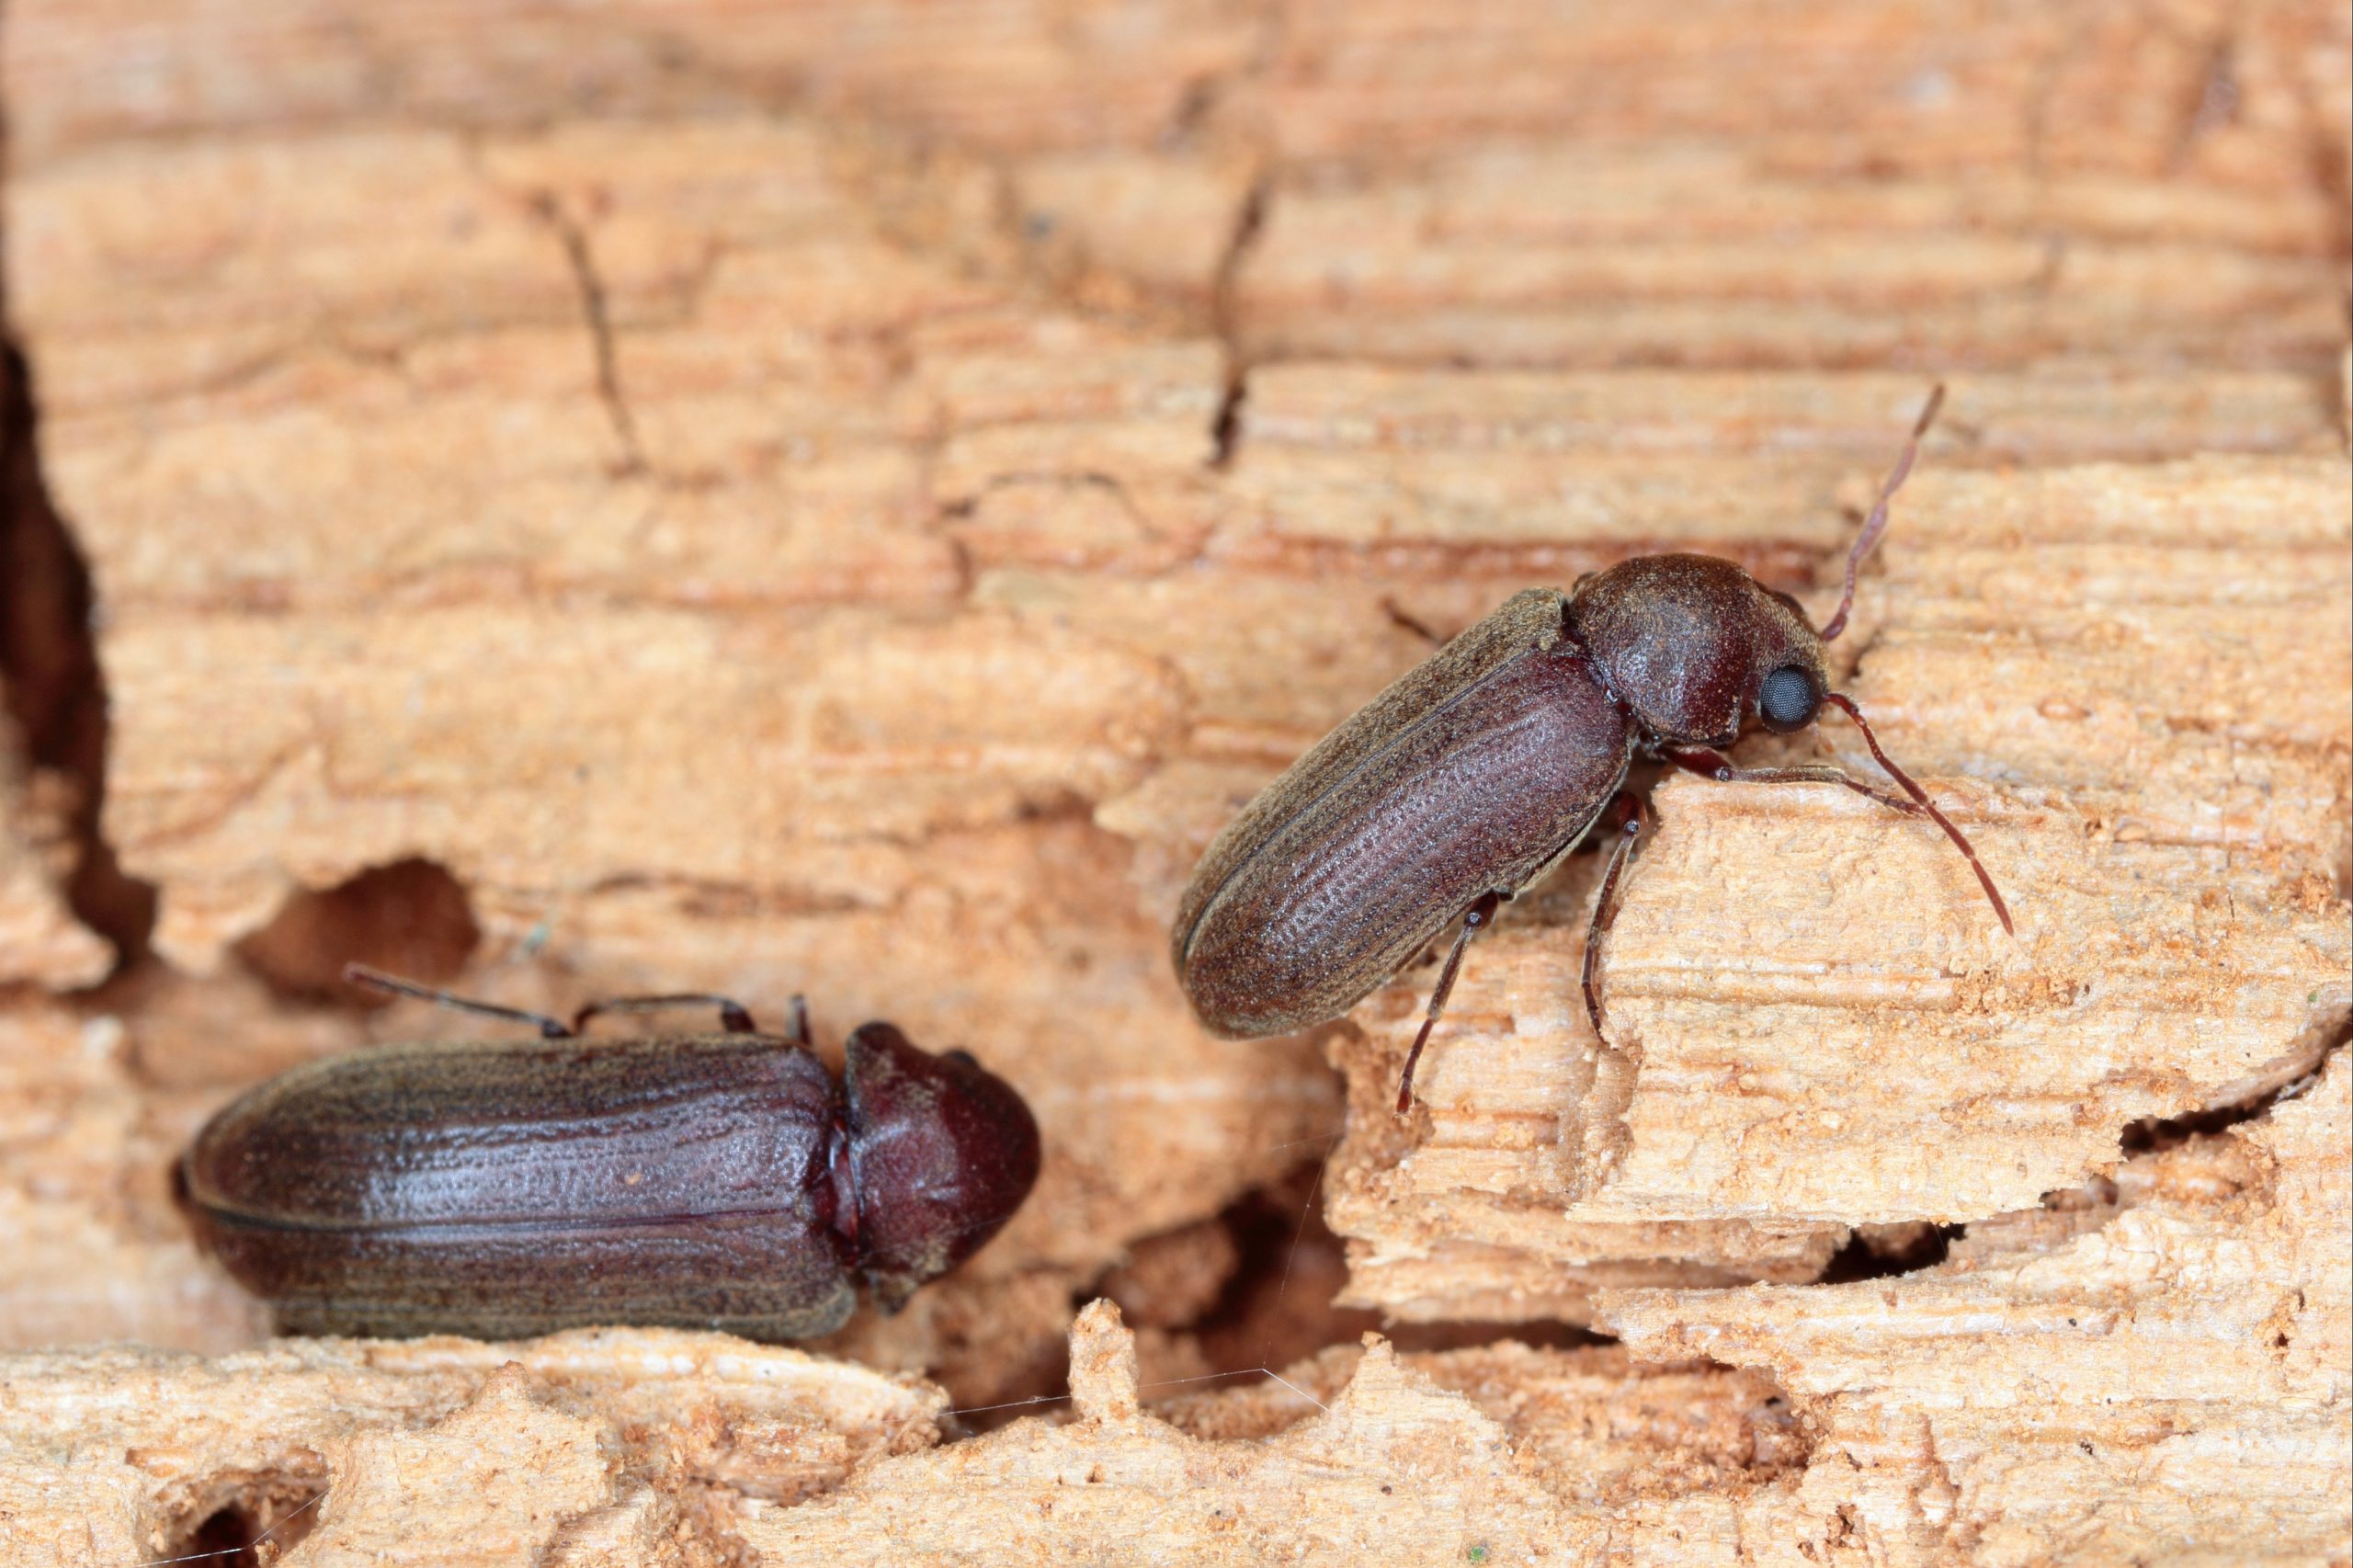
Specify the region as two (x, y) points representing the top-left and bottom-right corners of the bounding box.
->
(1394, 892), (1503, 1116)
(1823, 695), (2012, 935)
(343, 963), (575, 1038)
(1821, 382), (1944, 642)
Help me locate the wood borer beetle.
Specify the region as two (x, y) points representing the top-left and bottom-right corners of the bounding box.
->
(1171, 387), (2010, 1113)
(180, 966), (1042, 1338)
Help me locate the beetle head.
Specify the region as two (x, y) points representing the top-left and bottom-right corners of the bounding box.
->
(841, 1022), (1041, 1313)
(1566, 554), (1828, 746)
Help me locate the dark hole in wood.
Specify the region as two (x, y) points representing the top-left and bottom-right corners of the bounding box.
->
(236, 857), (482, 1004)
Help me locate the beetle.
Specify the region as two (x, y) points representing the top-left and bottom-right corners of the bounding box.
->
(1170, 387), (2011, 1113)
(179, 965), (1042, 1340)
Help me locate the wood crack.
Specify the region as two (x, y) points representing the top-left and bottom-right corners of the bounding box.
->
(528, 194), (649, 477)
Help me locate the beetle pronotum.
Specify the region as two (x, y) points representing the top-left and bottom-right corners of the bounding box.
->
(1169, 387), (2010, 1113)
(179, 965), (1042, 1339)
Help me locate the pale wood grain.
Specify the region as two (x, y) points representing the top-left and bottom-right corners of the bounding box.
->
(1326, 456), (2348, 1322)
(0, 1329), (946, 1564)
(0, 708), (106, 987)
(0, 0), (2344, 1560)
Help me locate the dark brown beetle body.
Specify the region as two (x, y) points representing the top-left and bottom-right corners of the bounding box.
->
(1172, 390), (2011, 1111)
(1176, 588), (1630, 1039)
(182, 983), (1040, 1340)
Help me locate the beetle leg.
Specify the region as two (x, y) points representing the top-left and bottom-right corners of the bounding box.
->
(571, 993), (760, 1035)
(786, 994), (813, 1048)
(1662, 745), (1923, 817)
(344, 963), (574, 1039)
(1393, 892), (1505, 1116)
(1580, 790), (1646, 1044)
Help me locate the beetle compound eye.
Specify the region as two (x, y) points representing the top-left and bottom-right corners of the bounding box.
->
(1757, 665), (1823, 733)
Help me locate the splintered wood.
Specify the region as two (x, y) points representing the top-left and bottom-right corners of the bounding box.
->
(0, 999), (265, 1352)
(763, 1059), (2353, 1564)
(0, 0), (2347, 1562)
(25, 1068), (2330, 1568)
(0, 1328), (947, 1564)
(1602, 1053), (2353, 1562)
(0, 707), (105, 986)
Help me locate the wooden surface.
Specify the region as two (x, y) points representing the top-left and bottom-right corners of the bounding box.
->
(0, 705), (106, 986)
(1331, 455), (2350, 1323)
(8, 1054), (2345, 1568)
(0, 1328), (947, 1563)
(0, 0), (2346, 1562)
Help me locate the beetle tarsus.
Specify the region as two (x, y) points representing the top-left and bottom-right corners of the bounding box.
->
(1393, 892), (1505, 1116)
(1580, 792), (1646, 1045)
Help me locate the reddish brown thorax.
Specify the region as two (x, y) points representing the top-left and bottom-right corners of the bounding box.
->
(1565, 554), (1827, 745)
(840, 1021), (1042, 1312)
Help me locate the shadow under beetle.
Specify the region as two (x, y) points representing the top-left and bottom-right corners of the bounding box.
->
(1170, 387), (2012, 1114)
(180, 965), (1042, 1339)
